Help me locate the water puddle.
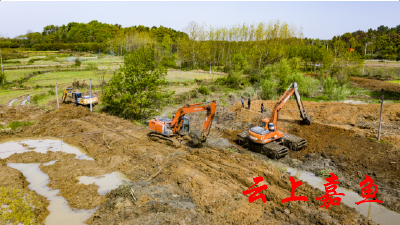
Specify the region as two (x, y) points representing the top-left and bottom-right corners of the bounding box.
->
(267, 160), (400, 225)
(8, 99), (18, 106)
(0, 138), (94, 160)
(0, 139), (100, 224)
(7, 163), (97, 225)
(78, 172), (130, 195)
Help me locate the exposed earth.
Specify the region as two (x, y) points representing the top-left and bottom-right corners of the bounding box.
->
(1, 76), (400, 224)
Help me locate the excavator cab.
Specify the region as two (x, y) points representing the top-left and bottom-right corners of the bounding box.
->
(71, 92), (82, 104)
(179, 116), (190, 135)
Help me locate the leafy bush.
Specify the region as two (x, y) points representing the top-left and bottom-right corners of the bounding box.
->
(287, 73), (318, 97)
(74, 58), (81, 67)
(198, 85), (211, 95)
(31, 93), (47, 104)
(86, 62), (98, 70)
(322, 76), (338, 96)
(101, 46), (174, 120)
(48, 90), (56, 95)
(261, 77), (277, 99)
(333, 84), (347, 101)
(7, 121), (35, 130)
(210, 85), (220, 92)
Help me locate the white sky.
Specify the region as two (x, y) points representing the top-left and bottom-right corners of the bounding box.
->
(0, 1), (399, 39)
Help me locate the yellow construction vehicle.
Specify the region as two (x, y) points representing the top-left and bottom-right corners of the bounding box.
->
(62, 88), (98, 106)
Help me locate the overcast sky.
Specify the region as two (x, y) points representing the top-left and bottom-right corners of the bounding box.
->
(1, 1), (399, 39)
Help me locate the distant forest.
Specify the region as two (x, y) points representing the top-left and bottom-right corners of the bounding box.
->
(0, 21), (399, 73)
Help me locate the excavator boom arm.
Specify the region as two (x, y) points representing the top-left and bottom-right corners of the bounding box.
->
(169, 101), (217, 140)
(269, 82), (311, 126)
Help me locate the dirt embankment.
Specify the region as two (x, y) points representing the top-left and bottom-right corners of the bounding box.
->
(351, 77), (400, 93)
(0, 105), (373, 224)
(225, 100), (400, 213)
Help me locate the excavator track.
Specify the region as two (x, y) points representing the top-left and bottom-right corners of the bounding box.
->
(282, 133), (307, 151)
(236, 131), (288, 159)
(147, 132), (181, 148)
(262, 141), (289, 159)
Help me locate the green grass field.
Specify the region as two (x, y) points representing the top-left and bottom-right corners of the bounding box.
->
(24, 70), (112, 87)
(387, 79), (400, 84)
(166, 70), (224, 82)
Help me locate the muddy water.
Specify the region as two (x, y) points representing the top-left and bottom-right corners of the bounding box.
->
(8, 99), (18, 106)
(78, 172), (130, 195)
(268, 160), (400, 225)
(7, 163), (97, 225)
(0, 138), (94, 160)
(0, 139), (99, 224)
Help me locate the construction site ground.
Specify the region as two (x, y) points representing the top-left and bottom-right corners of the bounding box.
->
(1, 75), (400, 224)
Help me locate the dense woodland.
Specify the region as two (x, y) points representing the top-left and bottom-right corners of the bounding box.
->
(0, 21), (399, 74)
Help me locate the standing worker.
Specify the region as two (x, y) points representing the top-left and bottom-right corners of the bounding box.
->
(241, 97), (244, 108)
(27, 94), (30, 104)
(248, 98), (251, 110)
(261, 103), (264, 113)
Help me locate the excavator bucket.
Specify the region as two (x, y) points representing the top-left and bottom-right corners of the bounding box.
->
(189, 130), (204, 147)
(303, 114), (312, 125)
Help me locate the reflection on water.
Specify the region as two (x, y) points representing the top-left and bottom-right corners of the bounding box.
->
(267, 160), (400, 225)
(7, 163), (97, 225)
(78, 172), (130, 195)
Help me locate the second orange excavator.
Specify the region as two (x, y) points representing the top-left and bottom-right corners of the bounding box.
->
(148, 100), (217, 148)
(237, 82), (311, 159)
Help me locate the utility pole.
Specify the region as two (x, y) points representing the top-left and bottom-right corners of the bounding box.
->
(55, 75), (59, 109)
(1, 50), (4, 85)
(378, 95), (384, 142)
(365, 43), (367, 56)
(90, 78), (92, 112)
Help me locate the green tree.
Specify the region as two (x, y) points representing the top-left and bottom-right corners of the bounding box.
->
(101, 46), (174, 120)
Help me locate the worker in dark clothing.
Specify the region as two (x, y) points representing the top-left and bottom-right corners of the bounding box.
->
(248, 98), (251, 110)
(261, 103), (264, 113)
(241, 97), (244, 108)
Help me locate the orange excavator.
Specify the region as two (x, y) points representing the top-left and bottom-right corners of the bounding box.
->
(148, 100), (217, 147)
(237, 82), (311, 159)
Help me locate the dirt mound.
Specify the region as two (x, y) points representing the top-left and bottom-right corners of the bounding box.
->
(351, 77), (400, 93)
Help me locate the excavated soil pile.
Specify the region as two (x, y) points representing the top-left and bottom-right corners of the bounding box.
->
(351, 77), (400, 93)
(1, 105), (373, 224)
(230, 100), (400, 145)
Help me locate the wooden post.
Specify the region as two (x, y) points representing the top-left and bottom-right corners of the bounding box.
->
(90, 78), (92, 112)
(1, 50), (4, 85)
(55, 75), (59, 109)
(378, 95), (384, 141)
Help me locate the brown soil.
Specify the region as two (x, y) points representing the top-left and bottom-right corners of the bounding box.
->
(0, 105), (374, 224)
(6, 151), (76, 163)
(226, 100), (400, 213)
(351, 77), (400, 93)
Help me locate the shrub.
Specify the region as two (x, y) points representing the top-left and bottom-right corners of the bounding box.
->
(198, 85), (211, 95)
(261, 78), (277, 100)
(75, 58), (81, 67)
(333, 84), (347, 101)
(322, 76), (338, 96)
(31, 93), (47, 104)
(7, 121), (35, 130)
(86, 62), (98, 70)
(48, 90), (56, 95)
